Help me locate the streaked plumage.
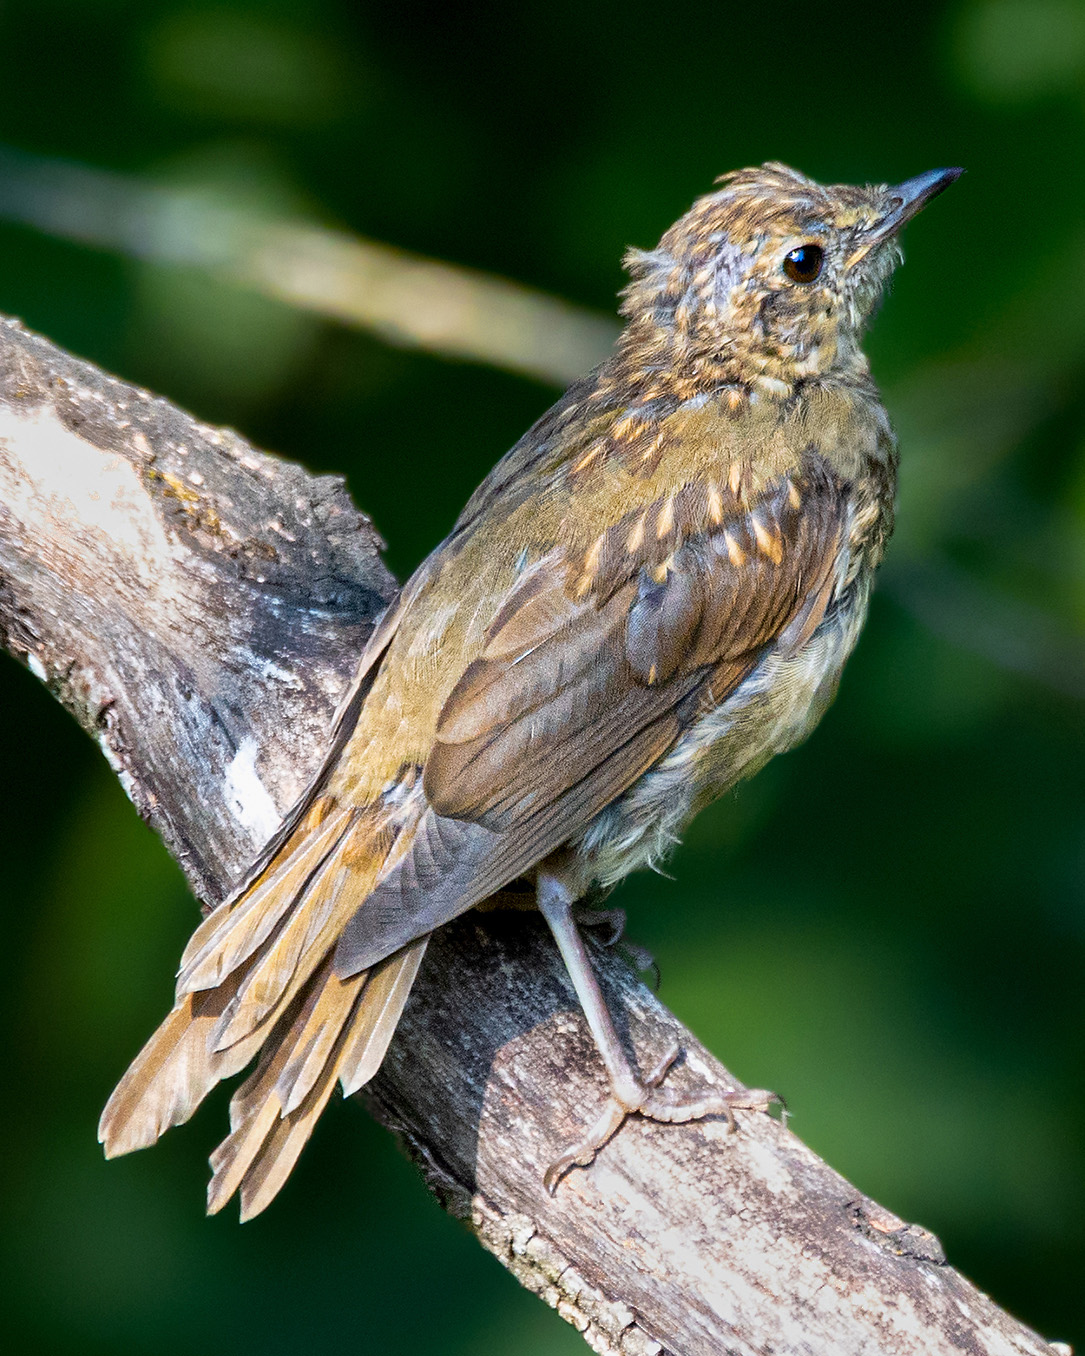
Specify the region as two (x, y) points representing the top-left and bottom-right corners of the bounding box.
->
(100, 162), (960, 1215)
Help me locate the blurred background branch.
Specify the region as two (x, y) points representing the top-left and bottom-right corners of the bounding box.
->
(0, 146), (618, 386)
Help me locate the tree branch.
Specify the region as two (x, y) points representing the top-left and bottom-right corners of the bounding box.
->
(0, 315), (1067, 1356)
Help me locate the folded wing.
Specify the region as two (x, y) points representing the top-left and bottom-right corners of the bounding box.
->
(335, 458), (848, 975)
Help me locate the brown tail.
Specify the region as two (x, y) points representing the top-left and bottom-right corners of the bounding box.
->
(99, 793), (427, 1218)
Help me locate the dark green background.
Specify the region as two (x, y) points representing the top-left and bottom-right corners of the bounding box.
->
(1, 0), (1083, 1351)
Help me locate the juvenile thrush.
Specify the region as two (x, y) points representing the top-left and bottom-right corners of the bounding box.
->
(100, 162), (961, 1217)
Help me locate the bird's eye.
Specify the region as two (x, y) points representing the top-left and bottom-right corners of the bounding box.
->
(783, 244), (824, 284)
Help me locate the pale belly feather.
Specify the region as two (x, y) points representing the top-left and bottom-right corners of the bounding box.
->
(574, 578), (872, 888)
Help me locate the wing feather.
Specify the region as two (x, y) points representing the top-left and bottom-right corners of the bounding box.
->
(338, 939), (428, 1097)
(335, 461), (848, 975)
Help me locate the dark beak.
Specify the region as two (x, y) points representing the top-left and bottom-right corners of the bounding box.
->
(847, 167), (963, 265)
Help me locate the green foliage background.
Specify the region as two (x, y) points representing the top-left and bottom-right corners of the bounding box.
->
(0, 1), (1083, 1350)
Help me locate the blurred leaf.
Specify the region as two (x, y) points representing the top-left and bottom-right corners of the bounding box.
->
(951, 0), (1085, 104)
(142, 6), (363, 126)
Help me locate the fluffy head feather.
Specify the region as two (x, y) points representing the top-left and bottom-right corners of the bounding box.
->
(618, 161), (954, 392)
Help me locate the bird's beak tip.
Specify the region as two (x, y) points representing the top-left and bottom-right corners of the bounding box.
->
(847, 167), (963, 266)
(885, 166), (964, 227)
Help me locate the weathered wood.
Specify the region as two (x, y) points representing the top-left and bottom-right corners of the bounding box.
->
(0, 314), (1067, 1356)
(0, 314), (395, 902)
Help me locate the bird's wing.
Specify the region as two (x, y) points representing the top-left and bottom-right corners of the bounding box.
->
(334, 457), (848, 973)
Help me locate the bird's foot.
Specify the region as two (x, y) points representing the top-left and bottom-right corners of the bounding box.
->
(543, 1041), (785, 1194)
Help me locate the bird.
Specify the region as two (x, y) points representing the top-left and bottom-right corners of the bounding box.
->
(99, 161), (961, 1219)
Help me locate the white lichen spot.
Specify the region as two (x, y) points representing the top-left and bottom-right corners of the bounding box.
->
(681, 1050), (716, 1080)
(736, 1135), (798, 1195)
(130, 430), (153, 460)
(224, 737), (282, 839)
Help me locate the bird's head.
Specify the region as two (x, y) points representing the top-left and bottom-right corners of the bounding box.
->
(619, 162), (961, 393)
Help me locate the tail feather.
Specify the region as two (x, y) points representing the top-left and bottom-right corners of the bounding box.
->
(102, 784), (428, 1217)
(178, 803), (354, 994)
(206, 945), (423, 1220)
(237, 1072), (340, 1222)
(99, 971), (266, 1157)
(205, 989), (313, 1216)
(209, 819), (385, 1053)
(275, 966), (369, 1116)
(339, 938), (427, 1097)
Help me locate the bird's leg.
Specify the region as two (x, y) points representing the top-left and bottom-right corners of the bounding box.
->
(537, 867), (783, 1194)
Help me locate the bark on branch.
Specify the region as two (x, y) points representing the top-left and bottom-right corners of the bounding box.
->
(0, 314), (1067, 1356)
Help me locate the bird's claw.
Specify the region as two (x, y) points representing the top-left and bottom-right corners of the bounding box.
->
(543, 1100), (627, 1195)
(544, 1041), (679, 1194)
(572, 906), (628, 948)
(544, 1042), (784, 1194)
(573, 907), (660, 987)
